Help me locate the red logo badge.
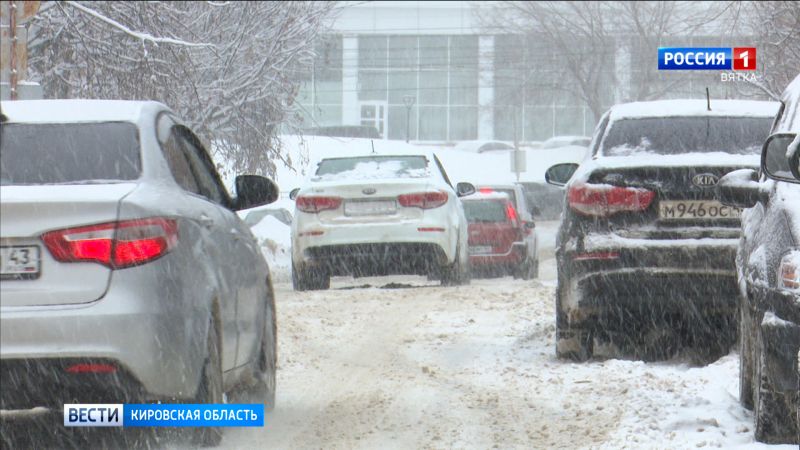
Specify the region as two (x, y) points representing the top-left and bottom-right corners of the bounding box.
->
(733, 47), (756, 71)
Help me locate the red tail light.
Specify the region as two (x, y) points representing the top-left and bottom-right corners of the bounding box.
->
(66, 363), (117, 374)
(479, 188), (494, 194)
(505, 203), (519, 224)
(42, 218), (178, 269)
(398, 191), (449, 209)
(568, 183), (655, 217)
(296, 196), (342, 213)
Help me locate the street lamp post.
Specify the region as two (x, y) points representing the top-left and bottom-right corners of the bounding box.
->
(403, 95), (415, 143)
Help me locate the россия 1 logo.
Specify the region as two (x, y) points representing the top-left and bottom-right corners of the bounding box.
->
(658, 47), (756, 71)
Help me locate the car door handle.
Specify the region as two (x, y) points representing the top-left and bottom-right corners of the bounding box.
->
(199, 214), (214, 229)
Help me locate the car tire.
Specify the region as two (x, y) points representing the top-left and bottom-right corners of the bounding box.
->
(192, 319), (223, 447)
(517, 258), (538, 280)
(740, 304), (755, 410)
(238, 283), (278, 411)
(555, 284), (592, 362)
(292, 262), (330, 291)
(754, 328), (798, 444)
(441, 246), (470, 286)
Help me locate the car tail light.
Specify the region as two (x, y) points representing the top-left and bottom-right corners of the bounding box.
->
(397, 191), (449, 209)
(568, 183), (655, 217)
(296, 196), (342, 213)
(573, 251), (621, 261)
(65, 363), (117, 374)
(778, 251), (800, 291)
(41, 218), (178, 269)
(505, 203), (519, 223)
(479, 188), (494, 194)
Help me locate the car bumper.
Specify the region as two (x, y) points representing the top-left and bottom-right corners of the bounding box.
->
(0, 271), (205, 407)
(469, 242), (526, 267)
(755, 286), (800, 394)
(293, 221), (457, 269)
(561, 234), (740, 323)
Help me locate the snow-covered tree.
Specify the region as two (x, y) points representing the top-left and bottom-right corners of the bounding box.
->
(27, 1), (335, 178)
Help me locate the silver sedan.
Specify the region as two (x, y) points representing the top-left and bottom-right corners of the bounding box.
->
(0, 99), (278, 446)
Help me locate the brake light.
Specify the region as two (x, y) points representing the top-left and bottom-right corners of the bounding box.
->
(505, 203), (519, 223)
(296, 196), (342, 213)
(568, 183), (655, 217)
(41, 218), (178, 269)
(397, 191), (449, 209)
(573, 251), (621, 261)
(479, 188), (494, 194)
(66, 363), (117, 374)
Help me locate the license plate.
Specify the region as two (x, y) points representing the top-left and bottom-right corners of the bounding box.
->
(344, 200), (397, 216)
(1, 246), (41, 279)
(469, 245), (493, 255)
(659, 200), (742, 220)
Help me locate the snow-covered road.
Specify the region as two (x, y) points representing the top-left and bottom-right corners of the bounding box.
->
(216, 256), (791, 449)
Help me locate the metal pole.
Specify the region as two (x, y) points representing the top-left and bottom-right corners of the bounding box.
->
(9, 0), (18, 100)
(405, 105), (410, 143)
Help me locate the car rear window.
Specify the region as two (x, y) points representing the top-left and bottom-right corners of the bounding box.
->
(601, 117), (773, 156)
(463, 200), (509, 223)
(0, 122), (140, 185)
(314, 155), (429, 181)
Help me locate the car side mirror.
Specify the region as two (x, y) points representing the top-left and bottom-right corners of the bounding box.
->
(717, 169), (761, 209)
(456, 182), (476, 197)
(289, 188), (300, 200)
(234, 175), (278, 210)
(545, 163), (579, 186)
(524, 221), (536, 230)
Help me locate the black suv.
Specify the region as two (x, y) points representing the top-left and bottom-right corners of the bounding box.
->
(545, 99), (778, 363)
(718, 74), (800, 445)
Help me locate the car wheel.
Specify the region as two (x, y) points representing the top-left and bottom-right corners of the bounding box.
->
(192, 319), (223, 447)
(740, 304), (755, 410)
(292, 262), (330, 291)
(236, 283), (278, 411)
(754, 328), (798, 444)
(555, 283), (592, 362)
(518, 258), (538, 280)
(441, 246), (470, 286)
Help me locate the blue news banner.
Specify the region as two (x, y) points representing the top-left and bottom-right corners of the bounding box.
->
(64, 404), (264, 427)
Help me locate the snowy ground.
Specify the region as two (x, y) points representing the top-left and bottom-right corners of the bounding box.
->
(209, 222), (792, 450)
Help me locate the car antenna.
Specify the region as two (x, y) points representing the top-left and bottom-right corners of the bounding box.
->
(706, 87), (711, 111)
(371, 139), (376, 154)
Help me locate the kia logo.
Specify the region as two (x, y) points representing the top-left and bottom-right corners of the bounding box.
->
(362, 188), (377, 195)
(692, 173), (719, 188)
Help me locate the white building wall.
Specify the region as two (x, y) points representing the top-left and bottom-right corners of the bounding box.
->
(341, 36), (360, 126)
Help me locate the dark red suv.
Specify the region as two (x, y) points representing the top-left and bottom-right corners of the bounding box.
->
(462, 192), (529, 278)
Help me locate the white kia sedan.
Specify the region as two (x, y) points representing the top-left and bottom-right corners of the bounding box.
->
(290, 150), (475, 290)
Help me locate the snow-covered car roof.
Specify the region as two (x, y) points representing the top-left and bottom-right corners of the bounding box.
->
(0, 99), (169, 124)
(541, 136), (591, 149)
(609, 99), (780, 121)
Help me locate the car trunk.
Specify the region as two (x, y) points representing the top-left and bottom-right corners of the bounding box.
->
(0, 184), (136, 307)
(581, 164), (757, 240)
(309, 179), (433, 224)
(464, 199), (520, 255)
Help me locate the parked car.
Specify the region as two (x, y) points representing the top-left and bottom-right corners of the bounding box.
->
(453, 140), (515, 154)
(0, 100), (278, 446)
(462, 192), (537, 279)
(475, 184), (538, 278)
(304, 125), (381, 139)
(718, 74), (800, 445)
(290, 150), (475, 290)
(545, 99), (780, 363)
(243, 207), (293, 227)
(540, 135), (591, 149)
